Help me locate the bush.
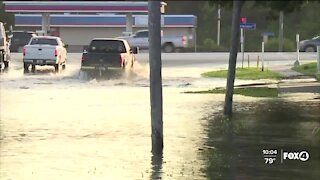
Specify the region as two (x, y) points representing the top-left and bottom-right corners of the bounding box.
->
(203, 38), (218, 49)
(264, 38), (295, 52)
(198, 38), (228, 52)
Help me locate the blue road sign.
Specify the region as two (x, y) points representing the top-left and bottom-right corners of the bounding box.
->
(261, 32), (275, 36)
(240, 23), (256, 30)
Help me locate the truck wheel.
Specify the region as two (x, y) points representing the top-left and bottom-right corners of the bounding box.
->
(122, 61), (126, 69)
(304, 46), (316, 52)
(130, 57), (135, 68)
(131, 61), (134, 68)
(24, 63), (29, 71)
(54, 64), (59, 72)
(31, 65), (36, 73)
(0, 51), (3, 62)
(4, 61), (9, 68)
(163, 43), (175, 53)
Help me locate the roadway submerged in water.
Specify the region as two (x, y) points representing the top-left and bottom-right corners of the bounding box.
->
(1, 53), (319, 179)
(200, 100), (320, 179)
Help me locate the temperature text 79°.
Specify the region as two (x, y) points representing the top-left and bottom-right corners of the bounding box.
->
(264, 158), (276, 164)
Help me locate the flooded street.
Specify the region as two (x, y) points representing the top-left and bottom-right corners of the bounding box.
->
(1, 87), (215, 179)
(1, 53), (320, 179)
(201, 100), (320, 179)
(0, 53), (224, 179)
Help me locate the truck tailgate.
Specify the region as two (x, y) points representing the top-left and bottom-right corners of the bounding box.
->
(24, 45), (57, 60)
(82, 52), (121, 69)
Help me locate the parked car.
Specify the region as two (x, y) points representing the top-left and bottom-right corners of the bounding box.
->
(0, 22), (11, 70)
(23, 36), (68, 72)
(81, 38), (138, 74)
(299, 36), (320, 52)
(117, 29), (188, 53)
(10, 31), (37, 52)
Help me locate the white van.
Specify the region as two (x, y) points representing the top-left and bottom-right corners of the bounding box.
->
(0, 22), (9, 69)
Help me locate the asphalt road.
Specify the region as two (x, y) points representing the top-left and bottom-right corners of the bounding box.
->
(135, 52), (317, 67)
(6, 52), (317, 68)
(4, 52), (317, 82)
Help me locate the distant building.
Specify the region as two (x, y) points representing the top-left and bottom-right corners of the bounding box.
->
(14, 14), (197, 52)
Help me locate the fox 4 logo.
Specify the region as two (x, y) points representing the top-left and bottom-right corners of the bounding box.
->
(283, 151), (309, 162)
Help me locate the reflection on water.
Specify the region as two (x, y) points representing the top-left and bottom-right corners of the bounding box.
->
(201, 100), (320, 179)
(150, 152), (163, 180)
(1, 54), (320, 179)
(2, 84), (318, 179)
(0, 84), (218, 179)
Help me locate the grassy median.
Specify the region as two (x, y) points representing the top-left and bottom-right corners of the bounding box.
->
(185, 87), (278, 98)
(201, 67), (282, 80)
(292, 62), (320, 81)
(193, 67), (280, 98)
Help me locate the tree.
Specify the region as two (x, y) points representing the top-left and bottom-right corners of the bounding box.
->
(224, 0), (243, 116)
(209, 0), (308, 116)
(253, 0), (306, 51)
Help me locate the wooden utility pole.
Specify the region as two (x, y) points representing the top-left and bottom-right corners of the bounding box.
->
(217, 4), (221, 46)
(148, 0), (163, 154)
(278, 11), (284, 52)
(224, 0), (242, 116)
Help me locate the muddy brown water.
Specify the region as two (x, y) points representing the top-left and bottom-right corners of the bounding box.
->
(1, 54), (319, 179)
(201, 100), (320, 180)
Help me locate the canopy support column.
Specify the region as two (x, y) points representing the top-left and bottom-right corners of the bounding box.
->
(41, 13), (50, 35)
(126, 13), (133, 35)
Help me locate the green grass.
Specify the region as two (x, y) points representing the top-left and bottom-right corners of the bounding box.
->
(185, 87), (278, 98)
(201, 67), (282, 80)
(292, 62), (320, 81)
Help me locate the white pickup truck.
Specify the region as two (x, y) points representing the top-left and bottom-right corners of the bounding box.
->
(117, 30), (188, 53)
(23, 36), (67, 72)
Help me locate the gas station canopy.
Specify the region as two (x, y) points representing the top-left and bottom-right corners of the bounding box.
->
(3, 1), (167, 35)
(4, 1), (166, 13)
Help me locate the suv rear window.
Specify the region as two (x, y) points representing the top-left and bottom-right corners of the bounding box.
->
(135, 31), (148, 38)
(13, 32), (35, 43)
(89, 40), (126, 53)
(30, 38), (58, 45)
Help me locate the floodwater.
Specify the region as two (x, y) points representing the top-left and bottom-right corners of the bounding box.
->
(1, 53), (319, 179)
(200, 100), (320, 180)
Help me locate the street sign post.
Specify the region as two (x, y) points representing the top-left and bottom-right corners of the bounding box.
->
(262, 42), (265, 71)
(241, 28), (244, 68)
(295, 34), (300, 67)
(317, 46), (320, 73)
(240, 20), (255, 68)
(240, 23), (256, 29)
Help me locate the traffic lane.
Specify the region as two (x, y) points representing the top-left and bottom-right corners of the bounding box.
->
(6, 53), (222, 71)
(3, 53), (81, 77)
(1, 54), (255, 90)
(4, 52), (317, 80)
(136, 52), (317, 62)
(6, 53), (218, 79)
(9, 52), (317, 66)
(136, 52), (316, 68)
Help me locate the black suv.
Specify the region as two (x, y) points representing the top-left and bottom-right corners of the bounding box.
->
(10, 31), (37, 52)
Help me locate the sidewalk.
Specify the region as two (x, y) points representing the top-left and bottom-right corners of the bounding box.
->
(269, 65), (320, 94)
